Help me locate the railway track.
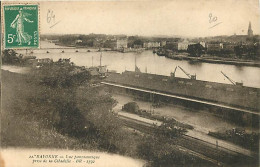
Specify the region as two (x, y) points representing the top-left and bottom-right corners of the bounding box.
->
(119, 115), (257, 167)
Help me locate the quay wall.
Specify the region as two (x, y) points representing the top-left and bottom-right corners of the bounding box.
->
(105, 81), (259, 127)
(104, 71), (260, 112)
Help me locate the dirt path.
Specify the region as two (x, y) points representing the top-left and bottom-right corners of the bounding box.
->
(112, 94), (258, 134)
(117, 111), (253, 157)
(1, 65), (30, 74)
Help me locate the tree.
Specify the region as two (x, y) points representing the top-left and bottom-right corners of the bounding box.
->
(122, 102), (139, 113)
(34, 59), (91, 88)
(2, 49), (21, 64)
(187, 43), (205, 57)
(137, 135), (207, 167)
(133, 39), (143, 46)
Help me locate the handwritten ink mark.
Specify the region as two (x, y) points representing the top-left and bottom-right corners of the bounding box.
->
(209, 22), (223, 29)
(50, 20), (61, 28)
(47, 9), (61, 28)
(209, 13), (217, 23)
(47, 9), (55, 23)
(208, 13), (222, 29)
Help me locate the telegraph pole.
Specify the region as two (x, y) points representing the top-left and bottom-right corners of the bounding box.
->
(92, 55), (93, 67)
(100, 52), (102, 67)
(216, 140), (219, 166)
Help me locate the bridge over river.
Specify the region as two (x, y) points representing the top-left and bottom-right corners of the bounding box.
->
(15, 41), (260, 88)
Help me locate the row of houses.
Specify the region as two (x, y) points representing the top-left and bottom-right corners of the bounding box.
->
(143, 42), (161, 48)
(187, 42), (260, 57)
(116, 39), (230, 52)
(74, 37), (199, 51)
(206, 43), (237, 53)
(75, 37), (249, 54)
(166, 41), (240, 53)
(117, 40), (161, 49)
(116, 39), (166, 50)
(191, 42), (244, 53)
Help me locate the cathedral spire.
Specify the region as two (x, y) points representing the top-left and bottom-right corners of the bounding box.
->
(248, 21), (253, 37)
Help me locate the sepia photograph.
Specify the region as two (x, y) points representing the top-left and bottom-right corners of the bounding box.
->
(0, 0), (259, 166)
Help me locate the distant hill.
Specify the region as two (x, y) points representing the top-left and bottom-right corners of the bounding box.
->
(191, 35), (260, 44)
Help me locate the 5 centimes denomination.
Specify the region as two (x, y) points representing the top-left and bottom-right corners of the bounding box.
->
(3, 4), (39, 49)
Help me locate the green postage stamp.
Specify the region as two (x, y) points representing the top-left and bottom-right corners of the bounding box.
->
(2, 4), (39, 48)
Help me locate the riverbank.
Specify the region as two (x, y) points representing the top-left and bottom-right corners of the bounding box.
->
(52, 42), (260, 67)
(1, 70), (90, 149)
(0, 69), (145, 165)
(10, 41), (260, 88)
(1, 69), (218, 166)
(1, 65), (31, 74)
(166, 54), (260, 67)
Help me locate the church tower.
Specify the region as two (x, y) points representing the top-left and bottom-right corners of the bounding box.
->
(248, 21), (253, 37)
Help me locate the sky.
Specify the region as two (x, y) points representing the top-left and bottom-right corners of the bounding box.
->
(37, 0), (260, 37)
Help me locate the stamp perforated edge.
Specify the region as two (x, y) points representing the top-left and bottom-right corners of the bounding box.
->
(1, 2), (41, 50)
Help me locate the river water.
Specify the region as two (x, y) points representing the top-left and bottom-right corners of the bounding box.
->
(16, 41), (260, 88)
(9, 41), (258, 143)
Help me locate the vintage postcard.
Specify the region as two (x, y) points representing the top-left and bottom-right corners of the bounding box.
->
(1, 0), (259, 167)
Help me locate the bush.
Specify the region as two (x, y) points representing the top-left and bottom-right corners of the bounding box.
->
(138, 135), (209, 167)
(122, 102), (139, 113)
(208, 129), (259, 152)
(33, 59), (91, 88)
(157, 122), (187, 138)
(2, 49), (22, 65)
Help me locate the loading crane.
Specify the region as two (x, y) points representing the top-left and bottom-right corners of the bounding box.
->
(170, 66), (178, 77)
(221, 71), (243, 86)
(178, 66), (196, 80)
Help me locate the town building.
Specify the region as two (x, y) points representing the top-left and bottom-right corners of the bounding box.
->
(177, 41), (189, 51)
(165, 41), (178, 51)
(75, 39), (83, 44)
(206, 43), (223, 53)
(143, 42), (160, 48)
(222, 43), (236, 53)
(134, 44), (143, 49)
(117, 39), (128, 49)
(177, 40), (196, 51)
(88, 66), (107, 78)
(161, 41), (167, 47)
(199, 41), (206, 48)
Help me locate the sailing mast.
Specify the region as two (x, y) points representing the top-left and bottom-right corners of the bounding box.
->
(100, 52), (102, 67)
(135, 55), (141, 72)
(135, 55), (136, 68)
(92, 55), (93, 67)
